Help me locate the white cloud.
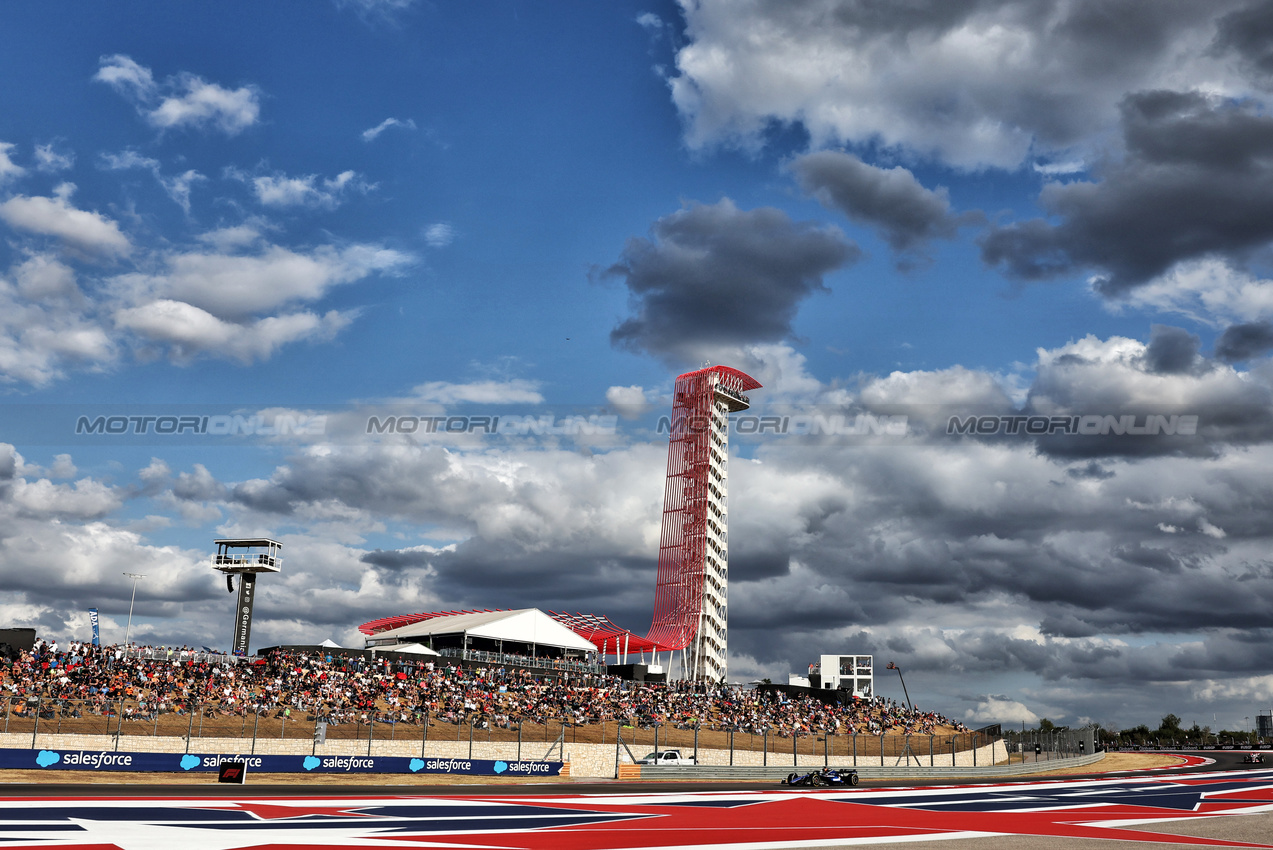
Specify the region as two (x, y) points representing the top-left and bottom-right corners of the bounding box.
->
(93, 54), (155, 97)
(669, 1), (1245, 168)
(361, 117), (416, 142)
(100, 150), (206, 213)
(606, 385), (650, 419)
(636, 12), (663, 30)
(10, 477), (121, 519)
(335, 0), (419, 20)
(964, 697), (1040, 725)
(423, 222), (455, 247)
(95, 54), (260, 136)
(1198, 518), (1227, 539)
(0, 142), (24, 185)
(33, 143), (74, 173)
(196, 224), (264, 251)
(0, 184), (130, 257)
(114, 299), (355, 363)
(0, 254), (116, 385)
(111, 243), (412, 320)
(1116, 258), (1273, 327)
(249, 170), (372, 209)
(408, 379), (545, 405)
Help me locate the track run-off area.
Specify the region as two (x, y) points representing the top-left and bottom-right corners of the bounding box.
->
(1, 754), (1272, 849)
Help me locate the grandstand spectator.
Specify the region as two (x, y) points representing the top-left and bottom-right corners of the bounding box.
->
(0, 638), (968, 736)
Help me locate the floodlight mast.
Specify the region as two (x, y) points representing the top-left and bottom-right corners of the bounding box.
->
(212, 538), (282, 656)
(122, 572), (146, 647)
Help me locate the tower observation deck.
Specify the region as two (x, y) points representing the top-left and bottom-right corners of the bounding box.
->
(646, 365), (761, 682)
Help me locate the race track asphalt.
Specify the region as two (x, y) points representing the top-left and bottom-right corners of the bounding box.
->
(0, 750), (1269, 849)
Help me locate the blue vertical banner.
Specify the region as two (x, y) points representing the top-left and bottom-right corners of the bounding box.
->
(88, 608), (99, 646)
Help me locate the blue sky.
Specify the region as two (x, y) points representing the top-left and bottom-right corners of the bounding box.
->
(4, 0), (1273, 734)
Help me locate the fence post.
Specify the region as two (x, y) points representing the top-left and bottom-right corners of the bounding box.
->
(517, 721), (522, 762)
(930, 735), (934, 766)
(31, 698), (41, 749)
(763, 729), (767, 766)
(185, 708), (194, 754)
(251, 709), (259, 755)
(824, 734), (829, 767)
(468, 717), (474, 760)
(694, 721), (699, 764)
(613, 725), (621, 779)
(729, 730), (734, 766)
(369, 719), (375, 757)
(852, 733), (856, 766)
(3, 697), (9, 734)
(879, 733), (884, 767)
(793, 733), (798, 766)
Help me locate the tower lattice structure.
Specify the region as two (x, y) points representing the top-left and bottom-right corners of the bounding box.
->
(646, 365), (761, 682)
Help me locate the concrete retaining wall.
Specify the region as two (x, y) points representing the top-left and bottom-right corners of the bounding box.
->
(0, 732), (1092, 779)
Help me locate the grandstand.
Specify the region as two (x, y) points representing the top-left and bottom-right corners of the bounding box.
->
(0, 637), (973, 763)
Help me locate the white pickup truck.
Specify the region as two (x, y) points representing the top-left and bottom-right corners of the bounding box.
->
(636, 750), (697, 765)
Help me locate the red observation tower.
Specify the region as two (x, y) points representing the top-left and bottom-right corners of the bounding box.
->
(646, 365), (761, 682)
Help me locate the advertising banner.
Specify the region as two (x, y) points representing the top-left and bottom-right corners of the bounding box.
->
(88, 608), (99, 647)
(231, 573), (256, 656)
(1, 747), (563, 776)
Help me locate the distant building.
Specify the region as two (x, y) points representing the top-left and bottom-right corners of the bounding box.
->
(1258, 710), (1272, 740)
(803, 654), (874, 698)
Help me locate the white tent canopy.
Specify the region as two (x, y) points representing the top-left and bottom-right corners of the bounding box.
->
(377, 642), (440, 656)
(319, 638), (343, 648)
(365, 608), (597, 653)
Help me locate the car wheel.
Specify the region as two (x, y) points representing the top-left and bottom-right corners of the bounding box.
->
(785, 774), (795, 785)
(849, 773), (860, 786)
(811, 773), (824, 787)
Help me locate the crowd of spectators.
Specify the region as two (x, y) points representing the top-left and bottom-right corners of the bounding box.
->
(0, 638), (968, 737)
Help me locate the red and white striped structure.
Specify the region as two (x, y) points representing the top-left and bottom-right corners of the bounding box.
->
(646, 365), (761, 682)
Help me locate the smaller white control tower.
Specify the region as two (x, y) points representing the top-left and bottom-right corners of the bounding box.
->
(212, 538), (282, 656)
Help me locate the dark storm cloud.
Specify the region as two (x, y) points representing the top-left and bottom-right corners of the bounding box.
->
(1065, 461), (1114, 481)
(361, 548), (431, 570)
(1215, 320), (1273, 362)
(981, 91), (1273, 294)
(1142, 324), (1204, 374)
(790, 151), (983, 267)
(1212, 0), (1273, 80)
(604, 199), (859, 361)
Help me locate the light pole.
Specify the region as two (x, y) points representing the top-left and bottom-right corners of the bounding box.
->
(122, 572), (146, 647)
(886, 662), (913, 712)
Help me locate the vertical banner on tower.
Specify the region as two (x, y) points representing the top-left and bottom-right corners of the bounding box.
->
(88, 608), (100, 646)
(232, 573), (257, 656)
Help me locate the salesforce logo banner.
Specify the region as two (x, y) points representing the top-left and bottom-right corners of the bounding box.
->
(3, 748), (563, 775)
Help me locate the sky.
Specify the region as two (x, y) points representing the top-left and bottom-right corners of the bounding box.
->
(3, 0), (1273, 734)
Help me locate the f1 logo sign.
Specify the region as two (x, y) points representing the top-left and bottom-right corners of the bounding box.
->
(218, 761), (247, 784)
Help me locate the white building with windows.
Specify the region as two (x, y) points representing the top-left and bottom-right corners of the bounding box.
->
(791, 654), (874, 698)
